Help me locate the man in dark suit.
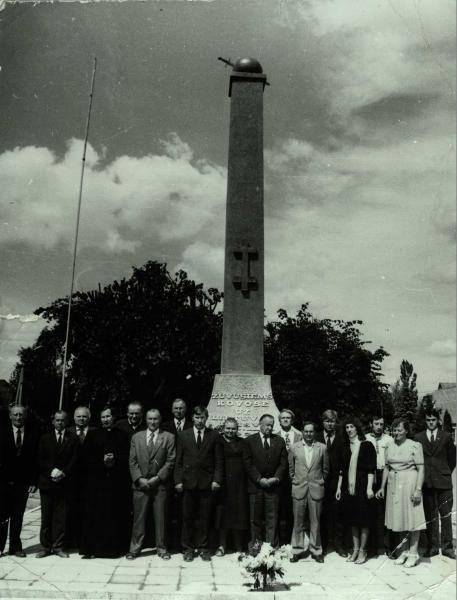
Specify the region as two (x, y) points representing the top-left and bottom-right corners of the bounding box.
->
(315, 409), (346, 556)
(126, 409), (176, 560)
(161, 397), (192, 551)
(162, 398), (193, 435)
(115, 402), (146, 440)
(0, 406), (40, 557)
(36, 411), (79, 558)
(174, 405), (223, 561)
(415, 410), (456, 559)
(243, 414), (288, 547)
(65, 405), (97, 549)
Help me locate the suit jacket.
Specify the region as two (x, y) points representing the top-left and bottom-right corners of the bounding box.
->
(289, 441), (329, 501)
(415, 430), (456, 490)
(37, 430), (79, 491)
(129, 429), (176, 490)
(315, 431), (344, 493)
(0, 420), (41, 487)
(162, 418), (193, 436)
(243, 432), (288, 494)
(174, 427), (223, 490)
(114, 418), (147, 441)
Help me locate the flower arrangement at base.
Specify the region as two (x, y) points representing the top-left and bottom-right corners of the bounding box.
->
(238, 541), (293, 591)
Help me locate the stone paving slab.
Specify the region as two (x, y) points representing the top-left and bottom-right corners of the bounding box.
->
(0, 497), (455, 599)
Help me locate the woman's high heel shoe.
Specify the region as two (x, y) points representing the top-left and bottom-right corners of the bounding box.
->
(215, 546), (225, 557)
(355, 549), (367, 564)
(346, 549), (359, 562)
(393, 551), (408, 565)
(404, 553), (420, 568)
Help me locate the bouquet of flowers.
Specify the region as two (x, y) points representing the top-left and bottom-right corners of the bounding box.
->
(238, 541), (293, 591)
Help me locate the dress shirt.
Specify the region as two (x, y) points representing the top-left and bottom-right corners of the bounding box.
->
(259, 432), (270, 447)
(323, 432), (335, 446)
(279, 428), (292, 446)
(426, 429), (438, 442)
(303, 441), (315, 466)
(174, 418), (184, 432)
(194, 427), (204, 443)
(366, 432), (393, 470)
(76, 426), (88, 438)
(146, 429), (159, 446)
(12, 425), (24, 445)
(54, 429), (65, 442)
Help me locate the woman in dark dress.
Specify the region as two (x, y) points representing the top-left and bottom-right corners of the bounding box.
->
(214, 418), (249, 556)
(79, 406), (130, 558)
(336, 416), (376, 564)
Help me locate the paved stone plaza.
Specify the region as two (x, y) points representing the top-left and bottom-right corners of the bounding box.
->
(0, 496), (455, 600)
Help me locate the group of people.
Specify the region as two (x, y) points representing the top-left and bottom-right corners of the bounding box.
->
(0, 399), (455, 569)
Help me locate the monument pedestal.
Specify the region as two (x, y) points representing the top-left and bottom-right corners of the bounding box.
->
(208, 374), (279, 437)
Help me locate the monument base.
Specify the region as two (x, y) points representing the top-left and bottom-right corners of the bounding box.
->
(207, 373), (280, 437)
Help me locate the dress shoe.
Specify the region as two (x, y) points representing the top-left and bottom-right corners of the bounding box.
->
(312, 554), (324, 563)
(423, 549), (439, 558)
(355, 550), (367, 565)
(81, 554), (95, 559)
(336, 547), (348, 558)
(442, 550), (456, 560)
(157, 550), (171, 560)
(35, 550), (51, 558)
(183, 551), (194, 562)
(125, 552), (137, 560)
(55, 551), (69, 558)
(215, 546), (225, 557)
(393, 551), (408, 565)
(14, 551), (26, 558)
(346, 549), (359, 562)
(200, 550), (211, 561)
(404, 553), (420, 568)
(290, 555), (300, 563)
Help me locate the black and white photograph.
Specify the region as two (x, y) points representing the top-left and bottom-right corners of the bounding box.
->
(0, 1), (455, 598)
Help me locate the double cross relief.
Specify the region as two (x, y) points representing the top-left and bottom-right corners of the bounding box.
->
(232, 242), (258, 296)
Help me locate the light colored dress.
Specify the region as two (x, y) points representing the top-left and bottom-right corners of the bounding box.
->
(384, 439), (426, 532)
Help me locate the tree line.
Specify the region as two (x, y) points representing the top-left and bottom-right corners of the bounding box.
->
(8, 260), (447, 432)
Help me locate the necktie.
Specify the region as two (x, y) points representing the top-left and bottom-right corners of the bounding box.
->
(148, 432), (155, 449)
(57, 433), (63, 446)
(78, 428), (86, 444)
(284, 432), (290, 451)
(326, 435), (332, 450)
(176, 420), (182, 432)
(197, 430), (202, 449)
(431, 431), (435, 443)
(16, 428), (22, 453)
(263, 435), (270, 451)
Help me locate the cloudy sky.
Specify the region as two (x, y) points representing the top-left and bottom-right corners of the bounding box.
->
(0, 0), (455, 396)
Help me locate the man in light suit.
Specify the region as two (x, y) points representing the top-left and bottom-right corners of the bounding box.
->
(289, 422), (329, 563)
(415, 409), (456, 559)
(126, 409), (176, 560)
(244, 414), (288, 548)
(276, 409), (303, 545)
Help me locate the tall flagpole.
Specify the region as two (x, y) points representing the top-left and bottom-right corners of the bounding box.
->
(58, 57), (97, 411)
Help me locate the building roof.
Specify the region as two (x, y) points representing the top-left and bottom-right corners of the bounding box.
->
(430, 383), (456, 424)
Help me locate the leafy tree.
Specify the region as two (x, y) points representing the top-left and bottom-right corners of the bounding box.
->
(392, 360), (419, 429)
(10, 262), (223, 419)
(264, 304), (390, 427)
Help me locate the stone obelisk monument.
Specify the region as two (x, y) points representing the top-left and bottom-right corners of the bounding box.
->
(207, 57), (280, 437)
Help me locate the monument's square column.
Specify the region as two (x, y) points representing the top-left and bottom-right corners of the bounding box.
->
(207, 58), (280, 437)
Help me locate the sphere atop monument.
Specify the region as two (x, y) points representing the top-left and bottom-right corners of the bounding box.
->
(233, 57), (263, 73)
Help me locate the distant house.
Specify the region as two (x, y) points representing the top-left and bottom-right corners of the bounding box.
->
(427, 382), (456, 434)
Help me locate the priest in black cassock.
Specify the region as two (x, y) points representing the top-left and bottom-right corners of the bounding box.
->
(79, 406), (130, 559)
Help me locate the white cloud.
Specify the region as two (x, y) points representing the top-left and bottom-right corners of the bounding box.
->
(428, 339), (456, 357)
(0, 134), (227, 254)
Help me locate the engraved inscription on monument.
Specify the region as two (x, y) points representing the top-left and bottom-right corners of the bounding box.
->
(208, 374), (279, 437)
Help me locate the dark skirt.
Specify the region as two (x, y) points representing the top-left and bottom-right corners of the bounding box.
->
(214, 437), (249, 531)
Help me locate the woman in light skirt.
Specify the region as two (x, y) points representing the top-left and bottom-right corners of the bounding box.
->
(376, 418), (426, 568)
